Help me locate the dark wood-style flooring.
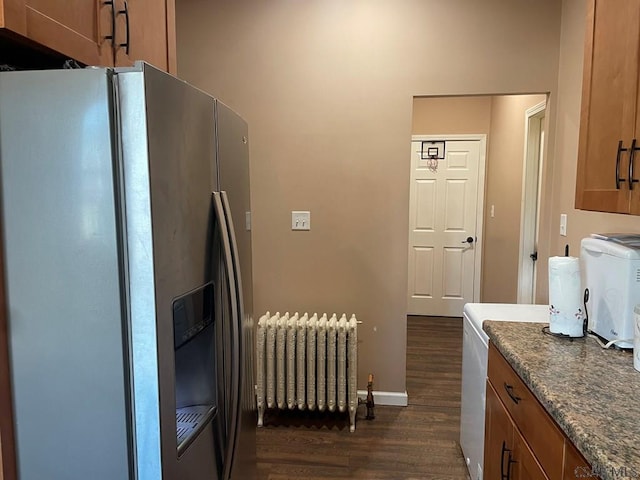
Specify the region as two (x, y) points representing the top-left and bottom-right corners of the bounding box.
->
(256, 316), (470, 479)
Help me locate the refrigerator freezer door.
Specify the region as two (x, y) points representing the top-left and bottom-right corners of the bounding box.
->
(117, 63), (220, 479)
(0, 69), (131, 479)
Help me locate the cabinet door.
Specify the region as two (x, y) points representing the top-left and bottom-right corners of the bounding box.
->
(488, 344), (564, 479)
(563, 441), (592, 480)
(485, 382), (515, 480)
(16, 0), (113, 66)
(575, 0), (640, 213)
(631, 75), (640, 214)
(113, 0), (176, 73)
(0, 0), (26, 32)
(513, 430), (548, 480)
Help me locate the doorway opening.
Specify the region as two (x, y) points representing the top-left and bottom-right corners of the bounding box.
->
(407, 94), (549, 315)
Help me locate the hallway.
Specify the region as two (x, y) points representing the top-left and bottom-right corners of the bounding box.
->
(256, 316), (470, 479)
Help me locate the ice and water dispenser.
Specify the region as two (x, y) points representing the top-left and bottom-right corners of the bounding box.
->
(173, 282), (219, 458)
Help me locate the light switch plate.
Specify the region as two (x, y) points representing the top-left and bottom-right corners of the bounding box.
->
(292, 211), (310, 230)
(560, 213), (567, 236)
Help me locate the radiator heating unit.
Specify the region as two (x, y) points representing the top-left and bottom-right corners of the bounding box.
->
(256, 312), (359, 432)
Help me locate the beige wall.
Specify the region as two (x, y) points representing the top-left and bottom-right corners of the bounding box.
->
(412, 96), (492, 135)
(176, 0), (562, 394)
(544, 0), (640, 305)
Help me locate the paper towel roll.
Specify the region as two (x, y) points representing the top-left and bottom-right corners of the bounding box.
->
(548, 256), (584, 337)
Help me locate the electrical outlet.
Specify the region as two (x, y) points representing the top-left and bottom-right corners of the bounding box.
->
(560, 213), (567, 236)
(291, 211), (311, 230)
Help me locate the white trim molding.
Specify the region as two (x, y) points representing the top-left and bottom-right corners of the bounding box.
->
(357, 390), (409, 407)
(517, 100), (547, 304)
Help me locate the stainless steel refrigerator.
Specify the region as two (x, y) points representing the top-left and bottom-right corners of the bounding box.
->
(0, 62), (255, 480)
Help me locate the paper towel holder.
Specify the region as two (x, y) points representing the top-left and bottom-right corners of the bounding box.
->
(541, 325), (581, 341)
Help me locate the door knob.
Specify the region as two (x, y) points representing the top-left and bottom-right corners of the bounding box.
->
(462, 236), (474, 244)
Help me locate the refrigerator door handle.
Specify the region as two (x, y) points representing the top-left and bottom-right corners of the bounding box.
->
(220, 191), (245, 343)
(219, 191), (245, 479)
(212, 192), (241, 480)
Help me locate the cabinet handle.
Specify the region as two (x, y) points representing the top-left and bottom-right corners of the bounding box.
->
(507, 453), (517, 480)
(616, 140), (628, 189)
(500, 441), (512, 480)
(500, 441), (507, 480)
(629, 138), (639, 190)
(103, 0), (116, 47)
(503, 383), (521, 404)
(117, 1), (131, 55)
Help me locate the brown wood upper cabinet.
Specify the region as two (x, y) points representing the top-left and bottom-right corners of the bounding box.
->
(113, 0), (176, 72)
(0, 0), (176, 72)
(575, 0), (640, 214)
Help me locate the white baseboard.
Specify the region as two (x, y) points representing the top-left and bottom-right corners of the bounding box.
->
(357, 390), (408, 407)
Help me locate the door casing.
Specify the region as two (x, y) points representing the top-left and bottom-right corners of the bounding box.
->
(517, 101), (546, 304)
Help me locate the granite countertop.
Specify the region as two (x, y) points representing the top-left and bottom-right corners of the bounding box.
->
(484, 321), (640, 480)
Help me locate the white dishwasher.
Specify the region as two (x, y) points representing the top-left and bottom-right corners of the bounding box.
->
(460, 303), (549, 480)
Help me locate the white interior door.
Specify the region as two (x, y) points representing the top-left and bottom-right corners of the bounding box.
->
(407, 137), (485, 317)
(517, 102), (546, 304)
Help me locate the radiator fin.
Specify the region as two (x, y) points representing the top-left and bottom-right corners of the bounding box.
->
(337, 314), (347, 413)
(256, 312), (269, 426)
(296, 313), (308, 410)
(276, 312), (288, 409)
(348, 314), (358, 431)
(317, 313), (327, 412)
(306, 313), (318, 411)
(286, 312), (298, 409)
(265, 312), (278, 410)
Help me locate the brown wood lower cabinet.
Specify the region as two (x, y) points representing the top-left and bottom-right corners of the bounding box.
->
(485, 382), (547, 480)
(484, 381), (514, 479)
(514, 429), (549, 480)
(485, 344), (596, 480)
(564, 441), (593, 480)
